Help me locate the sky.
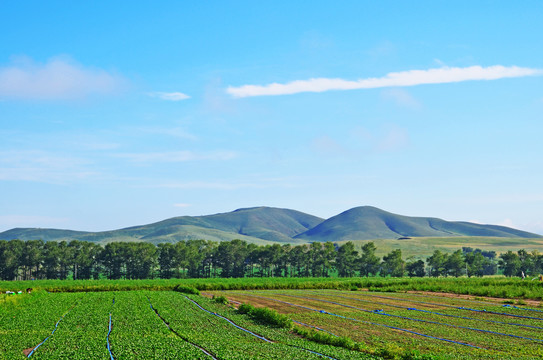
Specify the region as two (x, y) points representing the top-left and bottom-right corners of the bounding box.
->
(1, 1), (542, 234)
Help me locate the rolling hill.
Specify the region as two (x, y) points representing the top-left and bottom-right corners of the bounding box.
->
(294, 206), (540, 241)
(0, 206), (540, 245)
(0, 207), (323, 244)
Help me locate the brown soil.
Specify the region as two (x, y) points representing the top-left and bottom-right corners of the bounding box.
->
(23, 347), (35, 357)
(405, 291), (542, 307)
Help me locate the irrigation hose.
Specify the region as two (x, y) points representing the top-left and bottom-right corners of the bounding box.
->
(183, 295), (340, 360)
(238, 293), (482, 349)
(277, 293), (543, 344)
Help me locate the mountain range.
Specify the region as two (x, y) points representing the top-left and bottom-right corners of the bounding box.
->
(0, 206), (540, 245)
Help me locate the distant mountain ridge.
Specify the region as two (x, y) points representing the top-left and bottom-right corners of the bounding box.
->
(294, 206), (539, 241)
(0, 206), (540, 244)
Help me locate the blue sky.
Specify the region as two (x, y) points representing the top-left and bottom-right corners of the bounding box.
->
(1, 1), (542, 234)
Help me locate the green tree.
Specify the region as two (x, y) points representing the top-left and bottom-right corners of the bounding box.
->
(336, 242), (358, 277)
(406, 258), (425, 277)
(22, 240), (44, 280)
(426, 250), (448, 277)
(381, 249), (405, 277)
(445, 250), (465, 277)
(157, 243), (177, 279)
(0, 240), (23, 280)
(499, 251), (521, 277)
(359, 242), (381, 277)
(42, 242), (61, 279)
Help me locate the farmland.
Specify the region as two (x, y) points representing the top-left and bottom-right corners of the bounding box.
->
(1, 278), (542, 359)
(210, 289), (543, 359)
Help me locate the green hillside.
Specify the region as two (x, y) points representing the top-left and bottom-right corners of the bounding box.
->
(340, 236), (543, 260)
(295, 206), (540, 241)
(0, 207), (322, 244)
(0, 206), (540, 249)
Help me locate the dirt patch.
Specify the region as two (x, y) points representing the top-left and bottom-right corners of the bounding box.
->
(405, 291), (542, 307)
(23, 347), (35, 357)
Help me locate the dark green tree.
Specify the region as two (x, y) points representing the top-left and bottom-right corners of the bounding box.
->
(406, 258), (426, 277)
(336, 242), (358, 277)
(445, 250), (465, 277)
(499, 251), (521, 277)
(426, 250), (448, 277)
(381, 249), (405, 277)
(359, 242), (381, 277)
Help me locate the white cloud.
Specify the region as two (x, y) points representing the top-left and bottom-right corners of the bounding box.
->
(0, 150), (98, 183)
(148, 92), (190, 101)
(115, 150), (238, 163)
(0, 56), (125, 100)
(381, 88), (421, 109)
(158, 181), (262, 190)
(498, 218), (516, 228)
(173, 203), (191, 208)
(135, 126), (198, 141)
(311, 136), (346, 156)
(227, 65), (542, 98)
(377, 126), (410, 151)
(152, 177), (297, 190)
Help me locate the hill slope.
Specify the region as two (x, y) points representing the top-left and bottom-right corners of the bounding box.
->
(0, 206), (539, 245)
(0, 207), (323, 244)
(295, 206), (540, 241)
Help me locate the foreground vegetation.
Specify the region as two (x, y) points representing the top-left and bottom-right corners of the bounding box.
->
(216, 289), (543, 359)
(2, 277), (542, 300)
(2, 285), (542, 359)
(1, 291), (372, 360)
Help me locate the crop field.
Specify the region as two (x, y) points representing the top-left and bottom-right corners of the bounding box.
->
(0, 291), (373, 360)
(1, 280), (543, 359)
(208, 289), (543, 359)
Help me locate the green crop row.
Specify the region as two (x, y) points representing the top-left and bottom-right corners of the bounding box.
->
(173, 293), (378, 360)
(0, 292), (79, 359)
(1, 277), (542, 301)
(109, 291), (208, 359)
(219, 289), (543, 359)
(30, 292), (113, 360)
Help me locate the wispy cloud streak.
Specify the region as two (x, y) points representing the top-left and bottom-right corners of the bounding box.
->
(115, 150), (238, 163)
(227, 65), (542, 97)
(148, 92), (190, 101)
(0, 56), (125, 100)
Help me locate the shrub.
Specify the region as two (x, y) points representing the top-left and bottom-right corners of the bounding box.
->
(237, 303), (292, 328)
(173, 284), (200, 295)
(212, 295), (229, 305)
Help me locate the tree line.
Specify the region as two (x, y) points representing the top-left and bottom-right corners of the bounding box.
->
(0, 238), (542, 281)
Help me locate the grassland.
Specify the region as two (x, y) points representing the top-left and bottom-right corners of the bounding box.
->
(341, 236), (543, 259)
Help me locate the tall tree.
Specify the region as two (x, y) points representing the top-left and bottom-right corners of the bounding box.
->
(336, 242), (358, 277)
(359, 242), (381, 277)
(381, 249), (405, 277)
(445, 250), (465, 277)
(499, 251), (521, 277)
(0, 240), (24, 280)
(43, 242), (61, 279)
(426, 250), (448, 277)
(22, 240), (44, 280)
(406, 257), (425, 277)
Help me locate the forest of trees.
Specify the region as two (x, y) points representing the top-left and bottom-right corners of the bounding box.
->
(1, 238), (542, 281)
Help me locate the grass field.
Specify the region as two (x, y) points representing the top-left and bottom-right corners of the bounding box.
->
(341, 237), (543, 259)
